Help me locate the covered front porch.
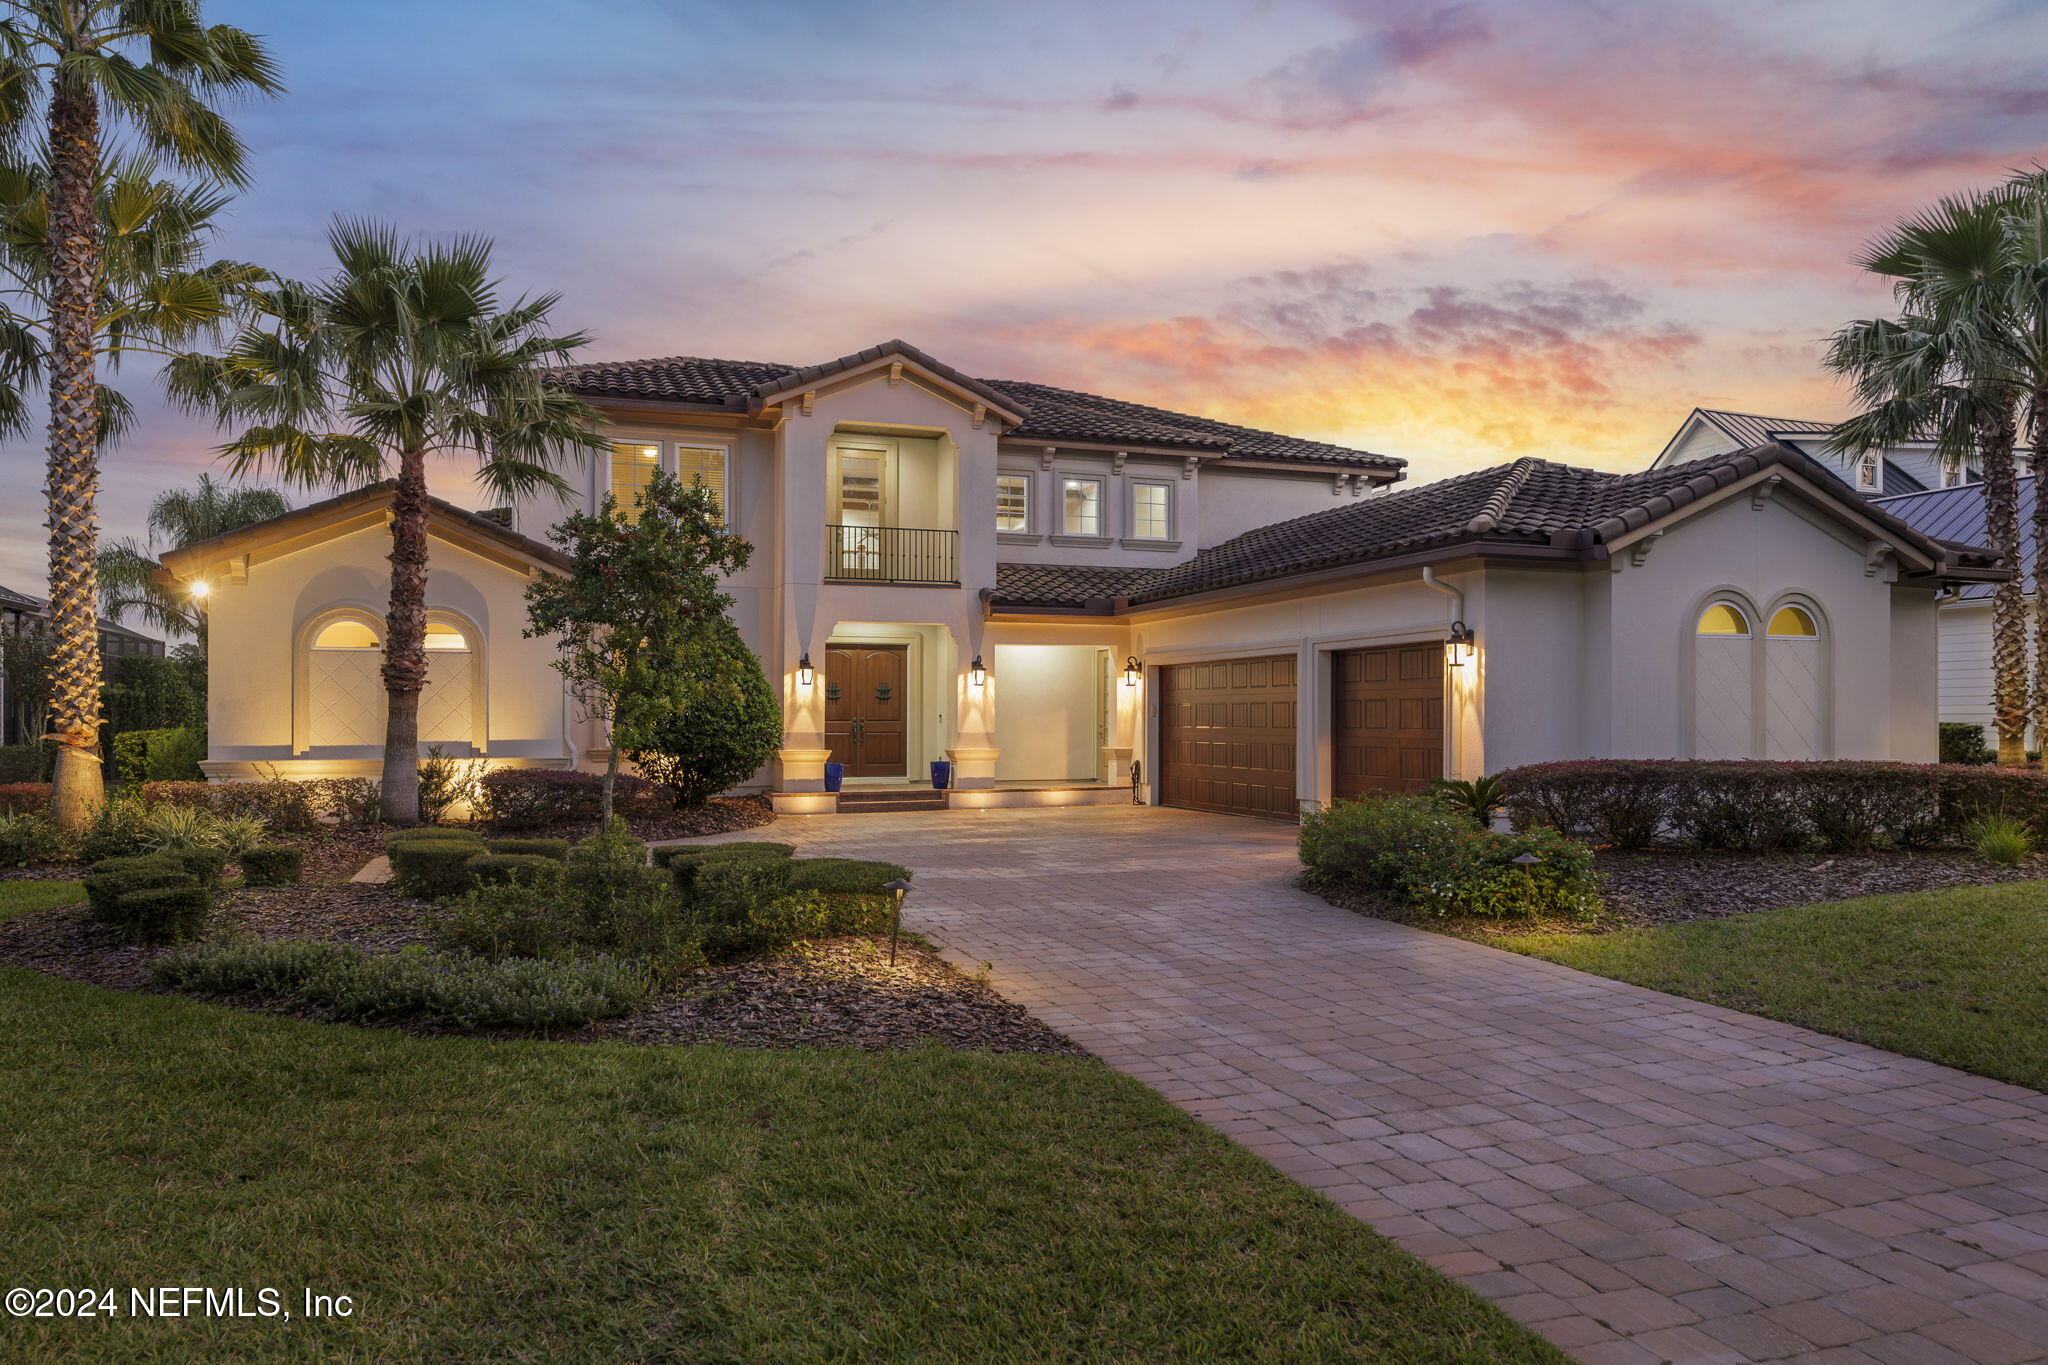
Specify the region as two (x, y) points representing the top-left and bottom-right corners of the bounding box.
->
(771, 619), (1142, 814)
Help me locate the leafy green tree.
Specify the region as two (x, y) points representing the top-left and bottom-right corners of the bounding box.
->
(525, 473), (756, 824)
(174, 220), (605, 824)
(97, 471), (288, 641)
(0, 0), (280, 829)
(624, 619), (780, 808)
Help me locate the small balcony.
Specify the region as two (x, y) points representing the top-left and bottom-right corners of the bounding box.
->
(826, 525), (959, 586)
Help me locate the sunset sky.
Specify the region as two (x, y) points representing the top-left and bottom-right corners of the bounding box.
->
(3, 0), (2047, 598)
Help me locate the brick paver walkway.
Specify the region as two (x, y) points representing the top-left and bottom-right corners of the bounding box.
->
(721, 806), (2048, 1363)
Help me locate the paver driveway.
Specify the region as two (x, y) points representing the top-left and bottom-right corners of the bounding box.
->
(716, 805), (2048, 1363)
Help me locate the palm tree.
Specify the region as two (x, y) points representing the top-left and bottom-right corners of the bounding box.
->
(1827, 190), (2033, 765)
(1989, 169), (2048, 751)
(98, 472), (287, 640)
(173, 220), (607, 823)
(0, 1), (279, 829)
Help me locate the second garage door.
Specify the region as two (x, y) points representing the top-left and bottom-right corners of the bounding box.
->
(1158, 654), (1298, 819)
(1333, 643), (1444, 799)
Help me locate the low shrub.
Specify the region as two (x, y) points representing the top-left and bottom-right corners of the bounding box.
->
(153, 938), (648, 1030)
(313, 776), (380, 827)
(1969, 813), (2034, 867)
(784, 858), (911, 896)
(0, 810), (69, 866)
(0, 781), (50, 814)
(136, 803), (268, 859)
(155, 937), (358, 996)
(82, 854), (198, 924)
(1428, 775), (1508, 827)
(137, 780), (216, 812)
(76, 793), (154, 862)
(385, 826), (487, 851)
(112, 727), (204, 786)
(389, 838), (487, 898)
(475, 767), (661, 831)
(1940, 722), (1996, 767)
(161, 844), (228, 888)
(210, 773), (321, 833)
(1497, 759), (2048, 851)
(239, 844), (303, 887)
(564, 818), (653, 906)
(674, 851), (791, 906)
(112, 884), (210, 943)
(482, 837), (570, 860)
(467, 852), (564, 889)
(650, 840), (793, 870)
(432, 885), (582, 961)
(1299, 792), (1601, 920)
(418, 745), (487, 825)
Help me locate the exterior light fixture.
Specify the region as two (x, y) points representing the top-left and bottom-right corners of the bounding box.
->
(1123, 655), (1142, 687)
(1446, 619), (1475, 666)
(884, 877), (912, 964)
(188, 580), (210, 600)
(969, 654), (986, 687)
(797, 652), (815, 687)
(1511, 852), (1543, 867)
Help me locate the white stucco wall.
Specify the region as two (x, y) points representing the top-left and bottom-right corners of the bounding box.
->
(992, 644), (1103, 781)
(202, 521), (571, 776)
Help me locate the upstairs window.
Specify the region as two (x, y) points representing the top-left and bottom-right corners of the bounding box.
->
(609, 442), (661, 524)
(1941, 455), (1964, 488)
(1132, 482), (1171, 539)
(1062, 477), (1102, 536)
(996, 474), (1030, 532)
(1854, 452), (1881, 491)
(608, 439), (728, 525)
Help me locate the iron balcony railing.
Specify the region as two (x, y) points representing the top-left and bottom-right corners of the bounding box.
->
(825, 524), (958, 585)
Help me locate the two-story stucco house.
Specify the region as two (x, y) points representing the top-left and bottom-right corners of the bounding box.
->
(159, 340), (2002, 820)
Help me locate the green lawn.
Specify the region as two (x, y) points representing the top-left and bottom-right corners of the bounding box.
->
(1497, 881), (2048, 1092)
(0, 883), (1555, 1363)
(0, 876), (85, 921)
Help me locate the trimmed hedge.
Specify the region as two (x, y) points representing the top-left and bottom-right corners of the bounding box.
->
(475, 768), (662, 831)
(240, 844), (303, 887)
(1939, 723), (1995, 767)
(386, 826), (489, 851)
(467, 853), (565, 889)
(113, 884), (210, 943)
(784, 858), (912, 895)
(389, 839), (488, 898)
(83, 854), (197, 921)
(650, 840), (794, 870)
(483, 837), (571, 861)
(1497, 759), (2048, 851)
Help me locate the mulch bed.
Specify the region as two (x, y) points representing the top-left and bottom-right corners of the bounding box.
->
(1306, 847), (2048, 937)
(0, 853), (1081, 1055)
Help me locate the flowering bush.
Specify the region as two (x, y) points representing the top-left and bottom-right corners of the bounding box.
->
(1497, 759), (2048, 851)
(0, 782), (49, 814)
(1299, 792), (1600, 919)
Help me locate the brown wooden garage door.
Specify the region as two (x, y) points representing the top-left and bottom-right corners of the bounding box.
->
(1333, 643), (1444, 799)
(1158, 654), (1298, 819)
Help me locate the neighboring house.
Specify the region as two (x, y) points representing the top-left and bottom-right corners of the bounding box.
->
(1873, 477), (2038, 744)
(1652, 407), (2008, 498)
(0, 581), (165, 746)
(157, 340), (2000, 820)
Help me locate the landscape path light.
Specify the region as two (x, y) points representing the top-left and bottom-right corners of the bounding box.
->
(884, 877), (912, 964)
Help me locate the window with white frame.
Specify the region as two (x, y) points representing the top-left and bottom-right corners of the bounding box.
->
(608, 439), (729, 524)
(996, 474), (1031, 532)
(1062, 477), (1102, 536)
(1854, 452), (1880, 491)
(1131, 481), (1171, 539)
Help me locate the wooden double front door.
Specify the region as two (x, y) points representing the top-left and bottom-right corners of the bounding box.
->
(825, 645), (907, 778)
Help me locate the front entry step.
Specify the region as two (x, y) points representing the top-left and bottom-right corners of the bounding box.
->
(837, 788), (948, 814)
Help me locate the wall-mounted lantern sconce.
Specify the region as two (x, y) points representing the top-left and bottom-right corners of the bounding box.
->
(797, 652), (815, 687)
(1446, 620), (1475, 667)
(1123, 655), (1142, 688)
(969, 654), (987, 688)
(188, 579), (211, 600)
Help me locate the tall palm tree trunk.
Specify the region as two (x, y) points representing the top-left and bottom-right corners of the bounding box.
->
(43, 79), (105, 829)
(1981, 407), (2030, 765)
(378, 447), (430, 823)
(2030, 398), (2048, 763)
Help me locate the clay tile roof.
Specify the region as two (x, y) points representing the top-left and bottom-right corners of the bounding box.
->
(993, 442), (1996, 611)
(552, 344), (1402, 472)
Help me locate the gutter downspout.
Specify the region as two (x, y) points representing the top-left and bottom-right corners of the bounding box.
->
(1420, 566), (1467, 781)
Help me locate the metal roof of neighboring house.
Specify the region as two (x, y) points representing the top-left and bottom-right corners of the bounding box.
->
(1692, 408), (1838, 448)
(1872, 477), (2037, 601)
(554, 339), (1402, 473)
(996, 443), (2002, 611)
